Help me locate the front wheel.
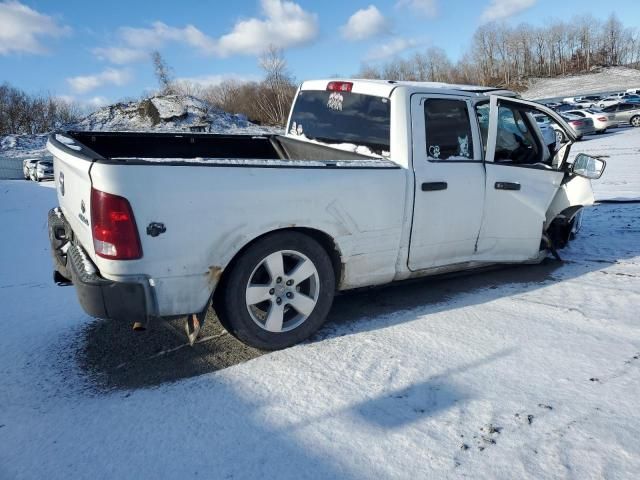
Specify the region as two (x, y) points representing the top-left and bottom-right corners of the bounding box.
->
(216, 232), (335, 350)
(631, 115), (640, 127)
(555, 129), (565, 144)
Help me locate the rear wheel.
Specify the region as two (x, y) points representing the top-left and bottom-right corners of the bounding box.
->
(216, 232), (335, 350)
(631, 115), (640, 127)
(554, 129), (565, 144)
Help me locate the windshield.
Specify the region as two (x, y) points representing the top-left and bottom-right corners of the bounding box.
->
(287, 90), (391, 156)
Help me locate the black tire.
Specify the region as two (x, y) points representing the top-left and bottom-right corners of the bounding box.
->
(216, 232), (335, 350)
(631, 115), (640, 128)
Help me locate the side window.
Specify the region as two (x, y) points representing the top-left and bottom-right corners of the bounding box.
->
(492, 105), (541, 164)
(424, 98), (474, 160)
(619, 103), (635, 111)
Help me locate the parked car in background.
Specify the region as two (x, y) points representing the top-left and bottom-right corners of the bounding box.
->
(576, 95), (602, 103)
(564, 109), (614, 133)
(598, 96), (623, 108)
(626, 88), (640, 95)
(533, 114), (560, 149)
(622, 94), (640, 104)
(544, 102), (562, 110)
(571, 96), (601, 108)
(22, 158), (39, 180)
(555, 103), (582, 113)
(33, 159), (54, 182)
(601, 103), (640, 127)
(561, 113), (596, 140)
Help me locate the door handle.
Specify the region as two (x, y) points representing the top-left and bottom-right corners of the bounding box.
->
(422, 182), (448, 191)
(495, 181), (521, 191)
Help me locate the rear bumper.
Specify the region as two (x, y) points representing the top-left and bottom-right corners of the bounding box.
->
(66, 244), (148, 320)
(48, 208), (149, 322)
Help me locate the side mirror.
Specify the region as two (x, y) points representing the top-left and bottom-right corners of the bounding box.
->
(571, 153), (606, 180)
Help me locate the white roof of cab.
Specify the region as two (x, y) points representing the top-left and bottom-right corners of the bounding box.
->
(300, 79), (516, 99)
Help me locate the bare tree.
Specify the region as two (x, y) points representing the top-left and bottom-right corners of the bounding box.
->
(357, 12), (640, 91)
(151, 50), (175, 95)
(255, 46), (296, 126)
(0, 82), (83, 134)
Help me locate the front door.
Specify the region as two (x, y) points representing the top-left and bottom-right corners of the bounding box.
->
(474, 96), (574, 262)
(408, 94), (485, 271)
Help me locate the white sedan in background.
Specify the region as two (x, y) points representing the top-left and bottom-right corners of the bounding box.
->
(22, 158), (39, 180)
(33, 159), (54, 182)
(563, 109), (615, 133)
(598, 96), (623, 108)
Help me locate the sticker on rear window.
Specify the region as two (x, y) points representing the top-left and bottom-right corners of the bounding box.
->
(327, 92), (344, 111)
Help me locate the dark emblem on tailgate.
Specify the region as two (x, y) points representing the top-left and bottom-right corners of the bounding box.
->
(59, 171), (65, 196)
(80, 200), (86, 214)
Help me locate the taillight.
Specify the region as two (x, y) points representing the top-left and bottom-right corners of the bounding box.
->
(570, 120), (583, 126)
(597, 117), (607, 121)
(90, 187), (142, 260)
(327, 81), (353, 92)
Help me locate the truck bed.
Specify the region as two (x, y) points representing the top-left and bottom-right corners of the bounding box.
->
(55, 131), (398, 168)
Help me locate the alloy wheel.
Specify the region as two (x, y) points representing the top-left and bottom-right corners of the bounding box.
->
(245, 250), (320, 333)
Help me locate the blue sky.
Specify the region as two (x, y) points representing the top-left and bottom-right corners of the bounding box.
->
(1, 0), (639, 107)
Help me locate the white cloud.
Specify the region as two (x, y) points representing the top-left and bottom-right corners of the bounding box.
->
(175, 73), (259, 88)
(215, 0), (319, 56)
(480, 0), (536, 23)
(87, 96), (110, 108)
(92, 47), (148, 64)
(108, 0), (318, 59)
(118, 22), (216, 52)
(366, 37), (419, 61)
(55, 94), (109, 109)
(0, 1), (70, 55)
(66, 68), (132, 94)
(395, 0), (437, 18)
(341, 5), (389, 41)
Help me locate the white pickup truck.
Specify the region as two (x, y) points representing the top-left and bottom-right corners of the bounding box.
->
(47, 79), (605, 350)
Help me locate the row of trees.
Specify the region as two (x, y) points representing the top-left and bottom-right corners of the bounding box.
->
(359, 14), (640, 90)
(0, 83), (82, 135)
(5, 13), (639, 133)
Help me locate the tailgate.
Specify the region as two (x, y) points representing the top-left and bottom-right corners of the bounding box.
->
(47, 133), (98, 259)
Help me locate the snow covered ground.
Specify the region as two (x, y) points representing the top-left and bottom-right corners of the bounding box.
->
(571, 127), (640, 201)
(0, 129), (639, 479)
(523, 66), (640, 100)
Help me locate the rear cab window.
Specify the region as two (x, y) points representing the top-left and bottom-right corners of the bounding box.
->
(287, 90), (391, 157)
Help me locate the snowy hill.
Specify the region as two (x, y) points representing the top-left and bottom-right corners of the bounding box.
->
(71, 94), (269, 134)
(0, 134), (48, 159)
(522, 66), (640, 100)
(0, 95), (277, 168)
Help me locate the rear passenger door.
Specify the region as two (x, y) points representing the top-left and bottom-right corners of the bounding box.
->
(408, 95), (485, 271)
